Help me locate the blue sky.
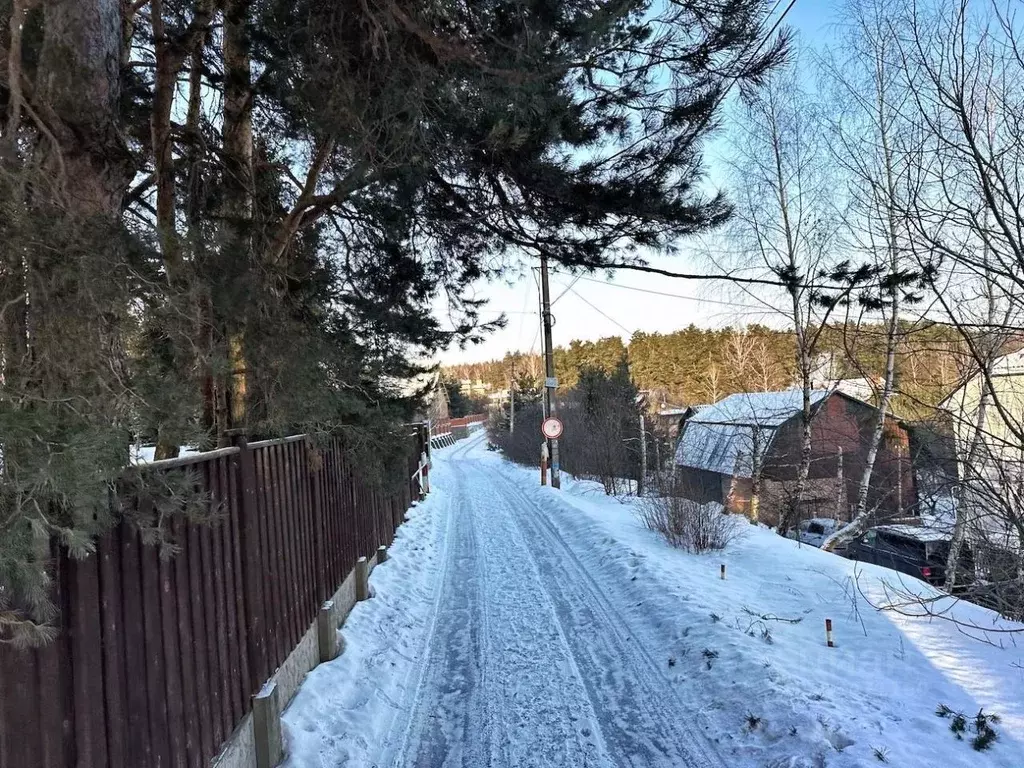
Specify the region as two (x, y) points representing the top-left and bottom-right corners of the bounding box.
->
(437, 1), (838, 365)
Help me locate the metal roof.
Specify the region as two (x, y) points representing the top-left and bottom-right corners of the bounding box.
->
(674, 390), (828, 477)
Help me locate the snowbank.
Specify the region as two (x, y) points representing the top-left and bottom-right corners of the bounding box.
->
(279, 446), (453, 767)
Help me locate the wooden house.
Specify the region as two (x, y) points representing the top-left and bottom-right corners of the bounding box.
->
(673, 389), (916, 526)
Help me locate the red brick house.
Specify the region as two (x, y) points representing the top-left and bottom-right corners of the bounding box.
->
(673, 389), (916, 525)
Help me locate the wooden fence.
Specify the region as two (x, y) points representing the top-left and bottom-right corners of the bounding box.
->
(0, 425), (429, 768)
(430, 413), (486, 448)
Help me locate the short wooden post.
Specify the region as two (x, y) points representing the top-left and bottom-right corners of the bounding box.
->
(825, 618), (835, 648)
(356, 556), (369, 601)
(720, 564), (726, 580)
(540, 442), (549, 486)
(377, 544), (388, 564)
(253, 681), (283, 768)
(317, 601), (338, 663)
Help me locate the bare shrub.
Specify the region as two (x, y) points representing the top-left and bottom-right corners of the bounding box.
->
(638, 496), (745, 552)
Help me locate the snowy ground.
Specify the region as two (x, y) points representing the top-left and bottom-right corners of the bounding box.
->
(282, 432), (1024, 768)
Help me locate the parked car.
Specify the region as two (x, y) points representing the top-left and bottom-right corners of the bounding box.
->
(786, 518), (839, 548)
(844, 525), (970, 588)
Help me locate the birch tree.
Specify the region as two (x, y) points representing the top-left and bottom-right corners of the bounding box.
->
(819, 0), (927, 551)
(890, 0), (1024, 609)
(724, 60), (843, 534)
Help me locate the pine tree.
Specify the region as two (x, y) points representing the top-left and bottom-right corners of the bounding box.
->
(1, 0), (787, 642)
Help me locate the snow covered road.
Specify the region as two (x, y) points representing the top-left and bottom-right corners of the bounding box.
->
(393, 434), (723, 768)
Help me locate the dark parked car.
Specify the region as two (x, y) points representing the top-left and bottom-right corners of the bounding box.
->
(845, 525), (972, 588)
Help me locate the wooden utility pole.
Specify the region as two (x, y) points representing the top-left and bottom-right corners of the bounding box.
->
(639, 410), (648, 496)
(539, 252), (561, 489)
(509, 359), (515, 434)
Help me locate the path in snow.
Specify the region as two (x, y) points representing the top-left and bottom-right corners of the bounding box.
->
(386, 433), (724, 768)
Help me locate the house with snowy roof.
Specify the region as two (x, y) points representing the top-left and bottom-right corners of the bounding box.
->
(673, 389), (916, 526)
(940, 350), (1024, 551)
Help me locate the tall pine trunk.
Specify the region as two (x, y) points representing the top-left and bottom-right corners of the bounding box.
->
(1, 0), (132, 644)
(218, 0), (254, 442)
(32, 0), (133, 429)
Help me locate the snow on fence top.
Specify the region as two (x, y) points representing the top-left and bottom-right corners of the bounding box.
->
(674, 389), (829, 477)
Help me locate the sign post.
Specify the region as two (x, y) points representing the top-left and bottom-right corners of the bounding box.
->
(541, 418), (563, 487)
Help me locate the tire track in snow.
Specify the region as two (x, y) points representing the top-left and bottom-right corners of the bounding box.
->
(486, 463), (727, 768)
(398, 436), (613, 767)
(390, 434), (724, 767)
(398, 461), (490, 767)
(380, 437), (474, 766)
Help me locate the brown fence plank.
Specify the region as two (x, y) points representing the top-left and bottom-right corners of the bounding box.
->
(97, 529), (128, 767)
(139, 510), (172, 768)
(325, 447), (341, 587)
(277, 443), (300, 649)
(69, 551), (109, 768)
(208, 463), (233, 741)
(257, 447), (284, 670)
(295, 443), (316, 622)
(121, 524), (154, 767)
(266, 445), (289, 655)
(185, 519), (213, 763)
(347, 454), (360, 569)
(225, 453), (252, 714)
(327, 448), (341, 588)
(269, 445), (290, 655)
(37, 606), (74, 768)
(276, 443), (297, 646)
(234, 438), (267, 689)
(217, 456), (244, 723)
(159, 540), (187, 768)
(197, 513), (225, 750)
(170, 516), (202, 768)
(310, 445), (327, 605)
(288, 444), (307, 639)
(1, 642), (38, 768)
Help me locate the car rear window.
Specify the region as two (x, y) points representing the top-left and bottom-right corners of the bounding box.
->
(878, 533), (925, 557)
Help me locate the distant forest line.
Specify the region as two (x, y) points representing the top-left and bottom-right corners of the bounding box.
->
(443, 321), (977, 421)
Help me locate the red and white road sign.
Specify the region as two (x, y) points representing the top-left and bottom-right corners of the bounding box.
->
(541, 417), (563, 440)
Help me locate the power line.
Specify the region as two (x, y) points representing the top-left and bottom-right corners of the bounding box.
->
(528, 267), (542, 355)
(562, 282), (634, 336)
(551, 273), (582, 305)
(561, 272), (778, 311)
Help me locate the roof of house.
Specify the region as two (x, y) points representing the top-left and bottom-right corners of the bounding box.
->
(657, 407), (689, 417)
(656, 404), (706, 418)
(674, 389), (829, 477)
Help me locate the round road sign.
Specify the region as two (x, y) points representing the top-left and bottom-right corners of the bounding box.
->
(541, 417), (563, 440)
